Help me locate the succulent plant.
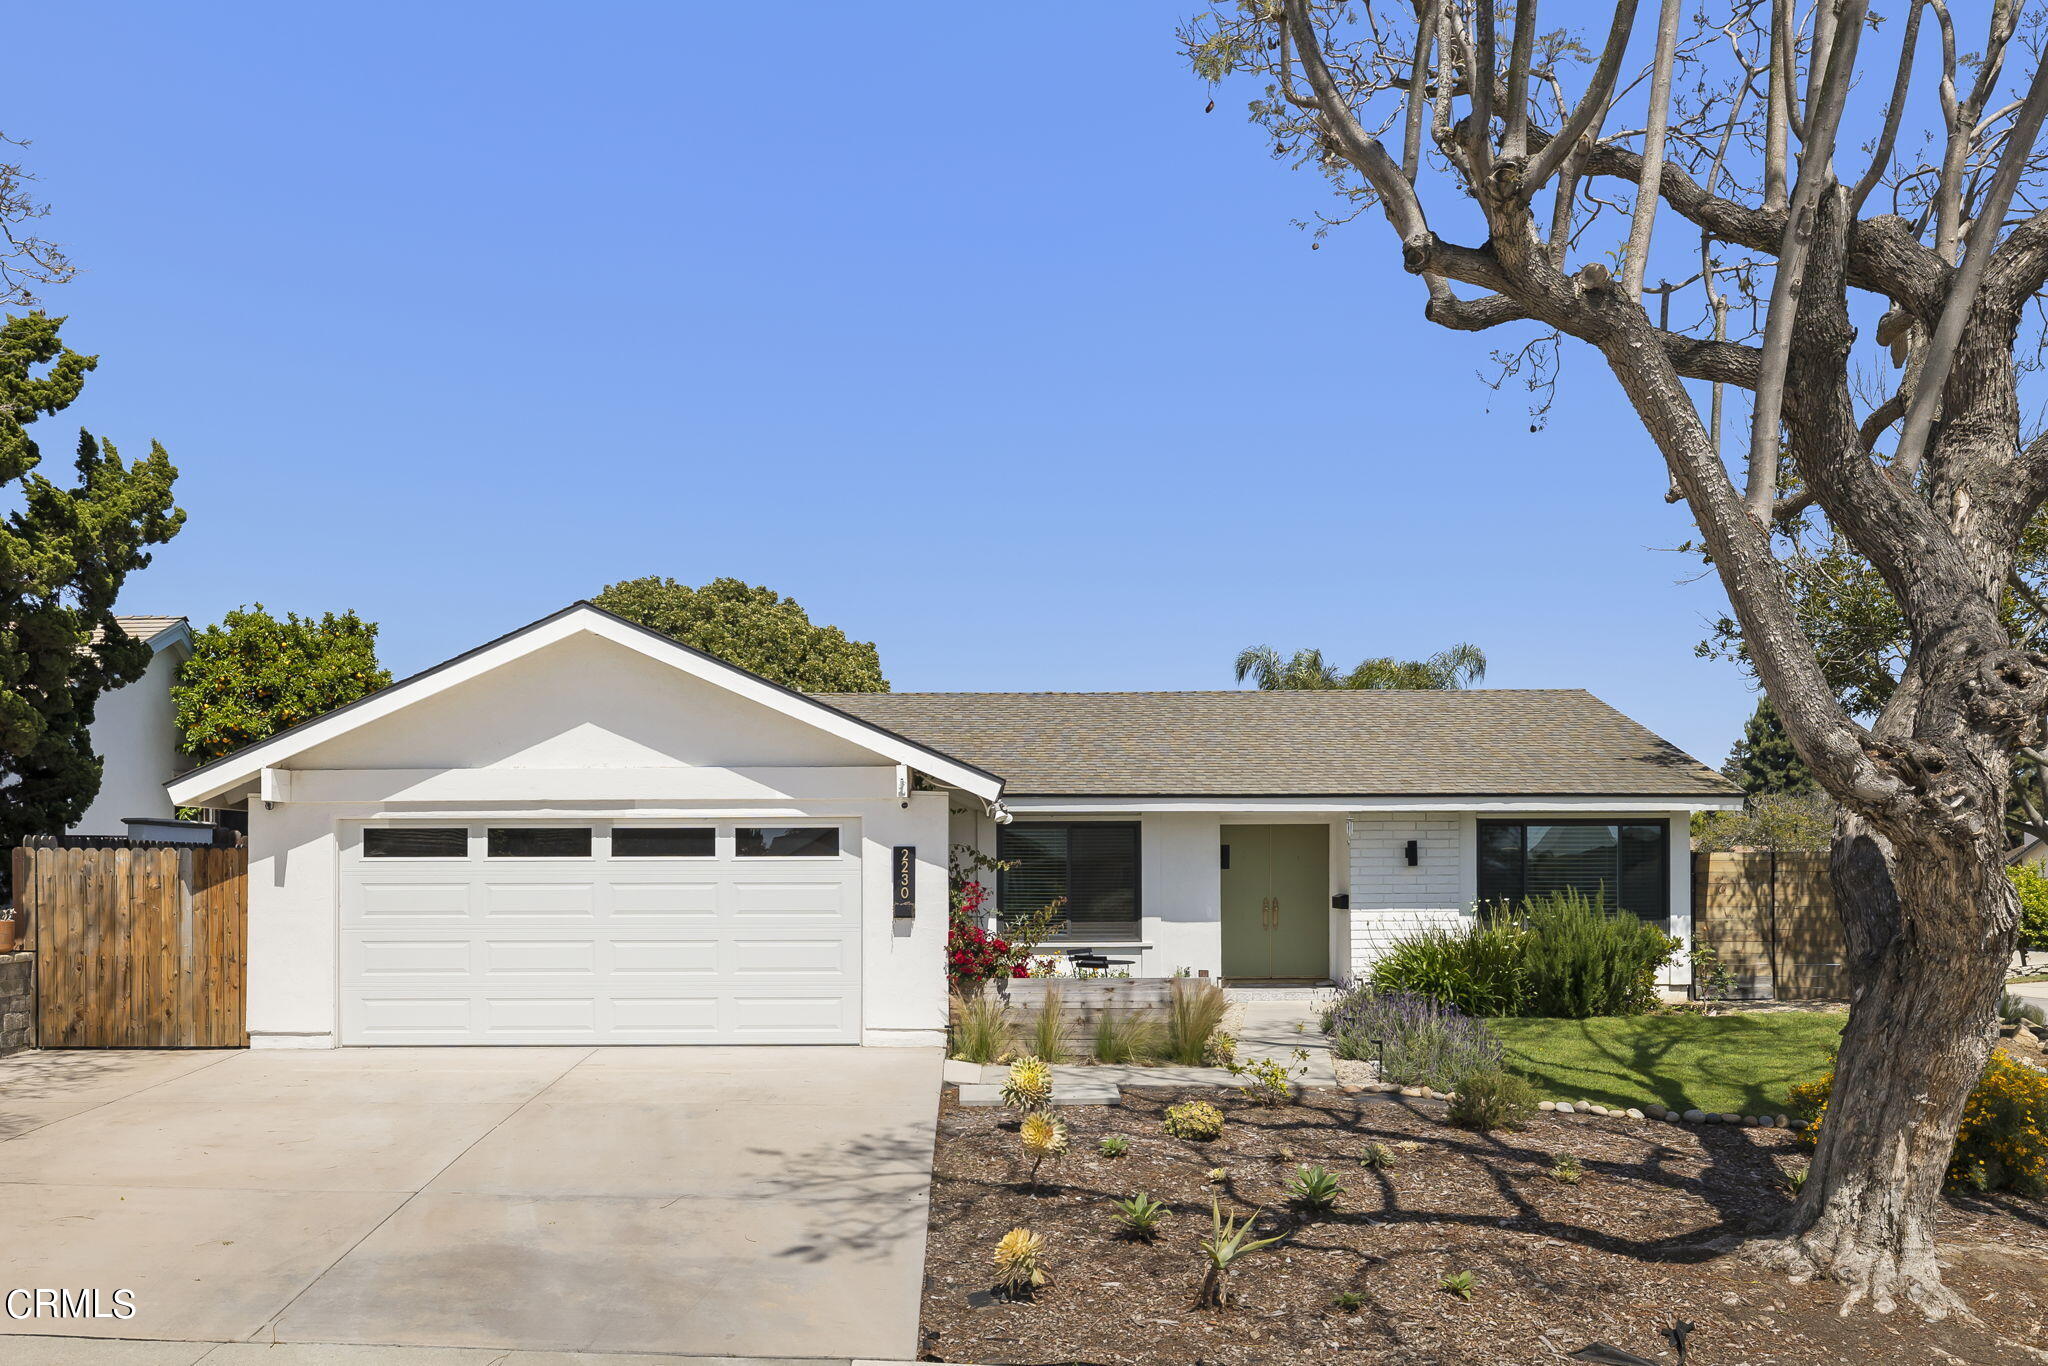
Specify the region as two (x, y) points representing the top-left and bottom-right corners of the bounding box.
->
(1360, 1141), (1398, 1170)
(1547, 1154), (1585, 1185)
(1284, 1164), (1344, 1214)
(1163, 1099), (1226, 1141)
(1021, 1111), (1070, 1158)
(1001, 1056), (1055, 1113)
(993, 1227), (1047, 1297)
(1097, 1134), (1131, 1158)
(1439, 1269), (1476, 1301)
(1194, 1197), (1287, 1309)
(1020, 1111), (1069, 1192)
(1206, 1166), (1228, 1184)
(1110, 1191), (1170, 1241)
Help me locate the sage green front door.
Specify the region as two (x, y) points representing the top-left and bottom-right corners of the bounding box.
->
(1220, 824), (1330, 980)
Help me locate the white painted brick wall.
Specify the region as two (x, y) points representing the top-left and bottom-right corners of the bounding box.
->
(1343, 813), (1471, 981)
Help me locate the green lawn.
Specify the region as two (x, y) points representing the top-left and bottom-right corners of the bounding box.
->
(1488, 1011), (1846, 1116)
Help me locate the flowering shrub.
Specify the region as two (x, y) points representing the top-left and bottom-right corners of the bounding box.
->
(947, 843), (1066, 990)
(1322, 988), (1504, 1090)
(1789, 1048), (2048, 1197)
(948, 878), (1029, 988)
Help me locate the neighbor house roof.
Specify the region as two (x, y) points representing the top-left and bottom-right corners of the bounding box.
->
(816, 689), (1737, 800)
(93, 615), (190, 649)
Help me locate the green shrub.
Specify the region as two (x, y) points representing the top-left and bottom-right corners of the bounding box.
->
(1164, 977), (1230, 1065)
(1369, 889), (1677, 1019)
(2008, 862), (2048, 955)
(1446, 1068), (1538, 1132)
(2000, 991), (2047, 1028)
(949, 989), (1011, 1064)
(1514, 889), (1676, 1018)
(1163, 1099), (1226, 1141)
(1368, 919), (1525, 1016)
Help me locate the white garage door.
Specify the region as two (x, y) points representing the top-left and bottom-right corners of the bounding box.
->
(340, 819), (862, 1044)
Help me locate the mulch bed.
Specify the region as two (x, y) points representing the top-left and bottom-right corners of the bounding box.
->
(919, 1087), (2047, 1365)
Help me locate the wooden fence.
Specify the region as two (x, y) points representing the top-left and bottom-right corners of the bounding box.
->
(1692, 850), (1847, 1001)
(14, 837), (248, 1047)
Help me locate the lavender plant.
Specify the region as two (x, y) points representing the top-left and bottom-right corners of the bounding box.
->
(1323, 988), (1503, 1091)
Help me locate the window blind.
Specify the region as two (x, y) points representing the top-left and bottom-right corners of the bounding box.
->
(996, 822), (1141, 941)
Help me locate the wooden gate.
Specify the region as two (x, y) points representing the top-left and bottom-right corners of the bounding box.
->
(14, 837), (248, 1047)
(1692, 850), (1847, 1001)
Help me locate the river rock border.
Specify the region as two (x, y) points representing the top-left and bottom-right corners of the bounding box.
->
(1343, 1077), (1797, 1129)
(1540, 1098), (1796, 1129)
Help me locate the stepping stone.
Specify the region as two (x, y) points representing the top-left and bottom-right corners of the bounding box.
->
(1052, 1082), (1121, 1106)
(956, 1084), (1006, 1107)
(942, 1059), (984, 1086)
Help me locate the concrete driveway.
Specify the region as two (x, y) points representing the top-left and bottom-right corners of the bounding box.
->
(0, 1045), (941, 1361)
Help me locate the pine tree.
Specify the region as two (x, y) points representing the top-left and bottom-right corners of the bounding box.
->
(1723, 698), (1817, 797)
(0, 313), (183, 844)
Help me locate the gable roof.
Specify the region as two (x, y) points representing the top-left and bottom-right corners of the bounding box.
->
(816, 689), (1738, 800)
(93, 615), (191, 651)
(166, 603), (1004, 807)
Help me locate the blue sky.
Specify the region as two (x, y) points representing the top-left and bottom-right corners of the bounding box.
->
(11, 0), (1756, 767)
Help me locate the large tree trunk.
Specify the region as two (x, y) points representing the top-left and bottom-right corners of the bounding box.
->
(1747, 814), (2018, 1316)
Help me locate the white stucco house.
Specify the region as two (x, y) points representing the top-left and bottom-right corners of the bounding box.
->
(71, 615), (193, 837)
(167, 603), (1741, 1050)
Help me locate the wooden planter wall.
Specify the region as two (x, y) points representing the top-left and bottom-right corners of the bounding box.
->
(14, 837), (248, 1047)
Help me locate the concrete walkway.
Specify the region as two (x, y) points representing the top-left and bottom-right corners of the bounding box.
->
(4, 1338), (933, 1365)
(3, 1337), (931, 1365)
(0, 1046), (941, 1360)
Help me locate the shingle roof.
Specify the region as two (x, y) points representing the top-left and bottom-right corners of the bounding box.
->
(91, 615), (188, 646)
(814, 689), (1737, 799)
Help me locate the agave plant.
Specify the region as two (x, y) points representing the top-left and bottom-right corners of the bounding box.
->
(992, 1227), (1047, 1298)
(1193, 1197), (1287, 1309)
(1284, 1164), (1344, 1215)
(1001, 1056), (1054, 1113)
(1110, 1191), (1170, 1241)
(1019, 1111), (1069, 1192)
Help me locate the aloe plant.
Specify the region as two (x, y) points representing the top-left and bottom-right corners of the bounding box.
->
(1193, 1197), (1287, 1309)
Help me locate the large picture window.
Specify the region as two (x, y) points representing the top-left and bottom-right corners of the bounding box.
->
(1477, 820), (1670, 922)
(997, 822), (1141, 942)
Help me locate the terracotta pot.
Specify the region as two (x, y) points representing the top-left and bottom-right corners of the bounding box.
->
(0, 918), (16, 952)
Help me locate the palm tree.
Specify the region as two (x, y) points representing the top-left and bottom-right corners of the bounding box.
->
(1233, 642), (1486, 691)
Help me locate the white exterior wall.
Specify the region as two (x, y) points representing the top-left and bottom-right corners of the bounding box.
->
(1344, 812), (1469, 981)
(240, 633), (953, 1048)
(73, 641), (187, 835)
(957, 809), (1350, 979)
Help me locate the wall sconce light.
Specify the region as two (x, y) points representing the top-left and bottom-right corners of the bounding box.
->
(1404, 839), (1419, 867)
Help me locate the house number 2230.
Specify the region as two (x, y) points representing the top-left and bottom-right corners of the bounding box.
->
(892, 846), (915, 919)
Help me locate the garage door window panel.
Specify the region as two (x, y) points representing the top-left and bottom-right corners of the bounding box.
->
(487, 827), (593, 858)
(736, 826), (840, 858)
(612, 827), (716, 858)
(363, 827), (469, 859)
